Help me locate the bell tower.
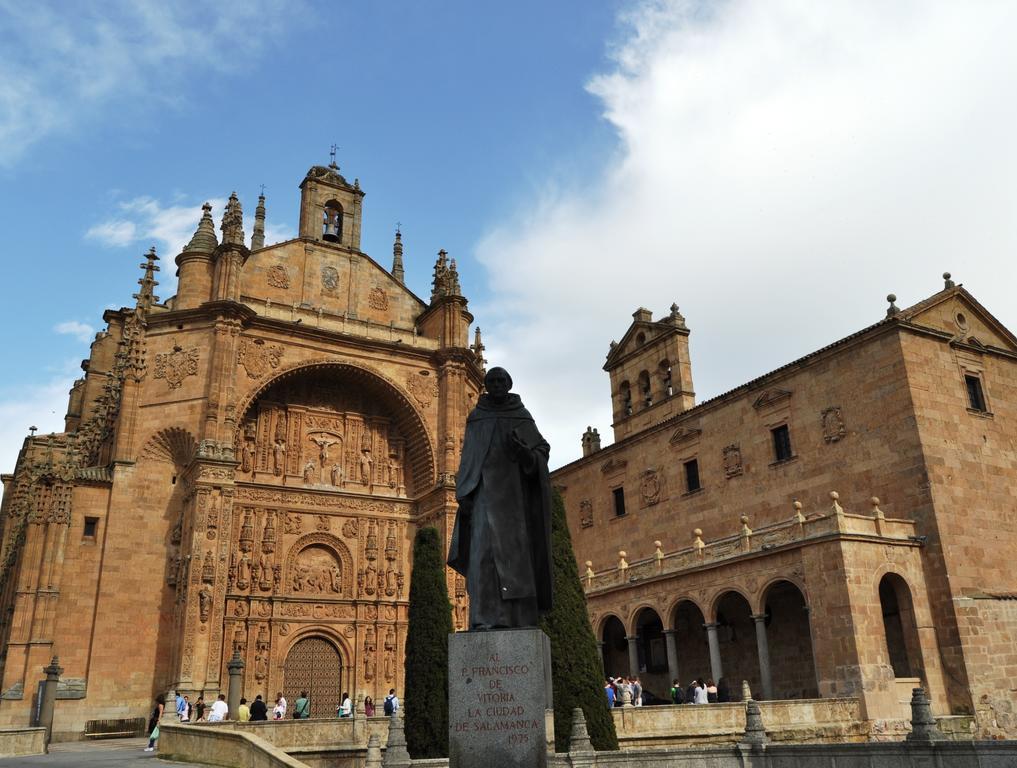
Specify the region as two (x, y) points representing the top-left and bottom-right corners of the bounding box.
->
(298, 152), (365, 250)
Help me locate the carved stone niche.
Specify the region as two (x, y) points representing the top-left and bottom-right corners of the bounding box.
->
(285, 532), (353, 598)
(290, 546), (343, 595)
(722, 444), (743, 478)
(821, 406), (846, 443)
(579, 499), (594, 528)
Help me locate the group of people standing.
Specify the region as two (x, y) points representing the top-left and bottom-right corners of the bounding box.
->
(669, 678), (731, 704)
(604, 676), (645, 707)
(145, 688), (401, 752)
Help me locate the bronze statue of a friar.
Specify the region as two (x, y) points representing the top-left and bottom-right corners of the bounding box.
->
(447, 367), (553, 630)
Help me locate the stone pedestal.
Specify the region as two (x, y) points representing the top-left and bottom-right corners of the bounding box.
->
(449, 628), (553, 768)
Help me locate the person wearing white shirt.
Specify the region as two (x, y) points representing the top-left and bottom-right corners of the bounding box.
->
(207, 694), (229, 722)
(694, 680), (709, 705)
(274, 692), (287, 719)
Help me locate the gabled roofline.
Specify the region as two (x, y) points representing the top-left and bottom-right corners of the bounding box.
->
(554, 284), (1016, 475)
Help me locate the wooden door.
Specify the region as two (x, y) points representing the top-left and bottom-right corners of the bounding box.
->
(283, 636), (343, 718)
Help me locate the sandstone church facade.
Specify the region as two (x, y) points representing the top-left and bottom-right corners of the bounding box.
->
(553, 284), (1017, 738)
(0, 162), (485, 736)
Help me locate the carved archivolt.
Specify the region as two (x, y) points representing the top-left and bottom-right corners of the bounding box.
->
(284, 532), (354, 599)
(231, 358), (437, 494)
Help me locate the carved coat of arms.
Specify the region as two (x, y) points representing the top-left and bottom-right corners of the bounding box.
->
(406, 372), (438, 408)
(238, 339), (284, 379)
(322, 266), (340, 292)
(639, 468), (663, 506)
(153, 346), (199, 389)
(266, 264), (290, 289)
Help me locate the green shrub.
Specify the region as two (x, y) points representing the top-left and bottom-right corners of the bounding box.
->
(541, 489), (619, 751)
(404, 526), (453, 758)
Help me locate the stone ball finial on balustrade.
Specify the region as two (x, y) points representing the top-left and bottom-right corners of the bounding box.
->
(693, 528), (705, 556)
(870, 496), (884, 519)
(584, 560), (595, 587)
(740, 516), (752, 551)
(618, 551), (628, 571)
(829, 491), (844, 517)
(793, 500), (806, 524)
(653, 540), (664, 567)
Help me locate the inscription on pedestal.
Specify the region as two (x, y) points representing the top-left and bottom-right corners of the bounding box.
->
(449, 628), (552, 768)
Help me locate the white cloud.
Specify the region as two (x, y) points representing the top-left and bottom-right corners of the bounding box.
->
(87, 195), (297, 259)
(475, 0), (1017, 467)
(0, 366), (79, 474)
(54, 320), (96, 344)
(86, 196), (228, 263)
(83, 220), (136, 248)
(0, 1), (303, 165)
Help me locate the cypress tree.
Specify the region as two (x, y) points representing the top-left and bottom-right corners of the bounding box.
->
(403, 526), (453, 758)
(541, 489), (619, 751)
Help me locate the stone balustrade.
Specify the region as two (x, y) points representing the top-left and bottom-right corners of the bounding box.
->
(611, 698), (867, 748)
(584, 492), (917, 593)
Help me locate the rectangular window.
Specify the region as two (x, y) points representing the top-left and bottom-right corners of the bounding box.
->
(612, 487), (626, 517)
(83, 517), (99, 540)
(684, 459), (701, 493)
(772, 424), (793, 462)
(965, 374), (987, 412)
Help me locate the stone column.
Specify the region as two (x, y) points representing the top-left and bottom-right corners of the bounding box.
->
(597, 642), (606, 676)
(226, 652), (245, 719)
(663, 630), (680, 687)
(38, 656), (63, 744)
(625, 635), (640, 677)
(752, 614), (774, 701)
(704, 623), (723, 682)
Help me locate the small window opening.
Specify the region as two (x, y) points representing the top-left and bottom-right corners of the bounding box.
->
(659, 360), (673, 398)
(612, 487), (626, 517)
(965, 374), (987, 412)
(83, 517), (99, 540)
(638, 370), (652, 408)
(772, 424), (793, 462)
(684, 459), (701, 493)
(620, 382), (633, 417)
(171, 475), (177, 485)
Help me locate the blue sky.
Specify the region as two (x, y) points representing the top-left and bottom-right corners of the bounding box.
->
(2, 1), (1017, 474)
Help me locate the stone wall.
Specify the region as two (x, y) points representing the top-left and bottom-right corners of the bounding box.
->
(0, 726), (46, 758)
(611, 698), (866, 747)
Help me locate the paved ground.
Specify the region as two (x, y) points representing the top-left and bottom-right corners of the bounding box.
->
(0, 737), (202, 767)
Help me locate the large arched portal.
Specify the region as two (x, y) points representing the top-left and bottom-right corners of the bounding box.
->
(634, 607), (667, 697)
(601, 616), (628, 680)
(715, 591), (760, 699)
(236, 361), (435, 497)
(283, 636), (343, 717)
(763, 580), (818, 699)
(672, 600), (710, 691)
(879, 573), (924, 681)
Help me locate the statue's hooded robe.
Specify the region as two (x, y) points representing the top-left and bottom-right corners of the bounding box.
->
(447, 391), (553, 629)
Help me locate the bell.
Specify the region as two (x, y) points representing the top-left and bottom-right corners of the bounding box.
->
(323, 221), (340, 242)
